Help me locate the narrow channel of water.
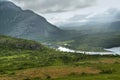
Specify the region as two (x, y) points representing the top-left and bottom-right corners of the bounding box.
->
(58, 46), (120, 55)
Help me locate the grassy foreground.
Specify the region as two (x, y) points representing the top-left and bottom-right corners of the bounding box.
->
(0, 35), (120, 80)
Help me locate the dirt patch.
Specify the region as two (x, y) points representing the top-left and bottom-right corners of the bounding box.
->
(15, 66), (100, 79)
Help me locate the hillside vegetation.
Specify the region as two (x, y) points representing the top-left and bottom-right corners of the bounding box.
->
(0, 35), (120, 80)
(57, 27), (120, 51)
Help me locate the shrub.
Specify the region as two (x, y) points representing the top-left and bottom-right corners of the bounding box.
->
(69, 72), (78, 76)
(46, 75), (51, 79)
(100, 69), (114, 74)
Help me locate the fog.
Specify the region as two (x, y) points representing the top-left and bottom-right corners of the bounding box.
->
(9, 0), (120, 26)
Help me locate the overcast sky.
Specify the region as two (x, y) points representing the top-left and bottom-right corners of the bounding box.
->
(9, 0), (120, 26)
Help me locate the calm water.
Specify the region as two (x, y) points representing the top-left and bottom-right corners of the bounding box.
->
(58, 47), (120, 55)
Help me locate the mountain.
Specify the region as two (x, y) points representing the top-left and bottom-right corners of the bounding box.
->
(61, 8), (120, 31)
(1, 1), (120, 51)
(0, 1), (63, 42)
(58, 8), (120, 51)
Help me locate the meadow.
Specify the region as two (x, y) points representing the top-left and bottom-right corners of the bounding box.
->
(0, 35), (120, 80)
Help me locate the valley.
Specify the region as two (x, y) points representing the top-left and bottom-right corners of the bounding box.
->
(0, 1), (120, 80)
(0, 1), (120, 52)
(58, 24), (120, 51)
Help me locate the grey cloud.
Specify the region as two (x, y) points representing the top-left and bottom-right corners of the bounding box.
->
(68, 15), (88, 21)
(11, 0), (96, 13)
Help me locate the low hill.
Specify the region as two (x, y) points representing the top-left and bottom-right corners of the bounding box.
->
(0, 35), (84, 72)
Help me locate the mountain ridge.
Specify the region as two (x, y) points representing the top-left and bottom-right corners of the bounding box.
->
(0, 1), (63, 42)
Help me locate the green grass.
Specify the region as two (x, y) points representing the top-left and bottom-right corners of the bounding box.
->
(0, 35), (120, 80)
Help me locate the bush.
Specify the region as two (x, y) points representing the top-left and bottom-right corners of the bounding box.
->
(46, 75), (51, 79)
(69, 72), (78, 76)
(100, 69), (114, 74)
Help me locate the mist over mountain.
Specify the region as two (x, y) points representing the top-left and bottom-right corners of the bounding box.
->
(0, 1), (63, 42)
(58, 8), (120, 51)
(61, 8), (120, 29)
(0, 1), (120, 51)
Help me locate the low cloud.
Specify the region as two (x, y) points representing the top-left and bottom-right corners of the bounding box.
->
(11, 0), (96, 13)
